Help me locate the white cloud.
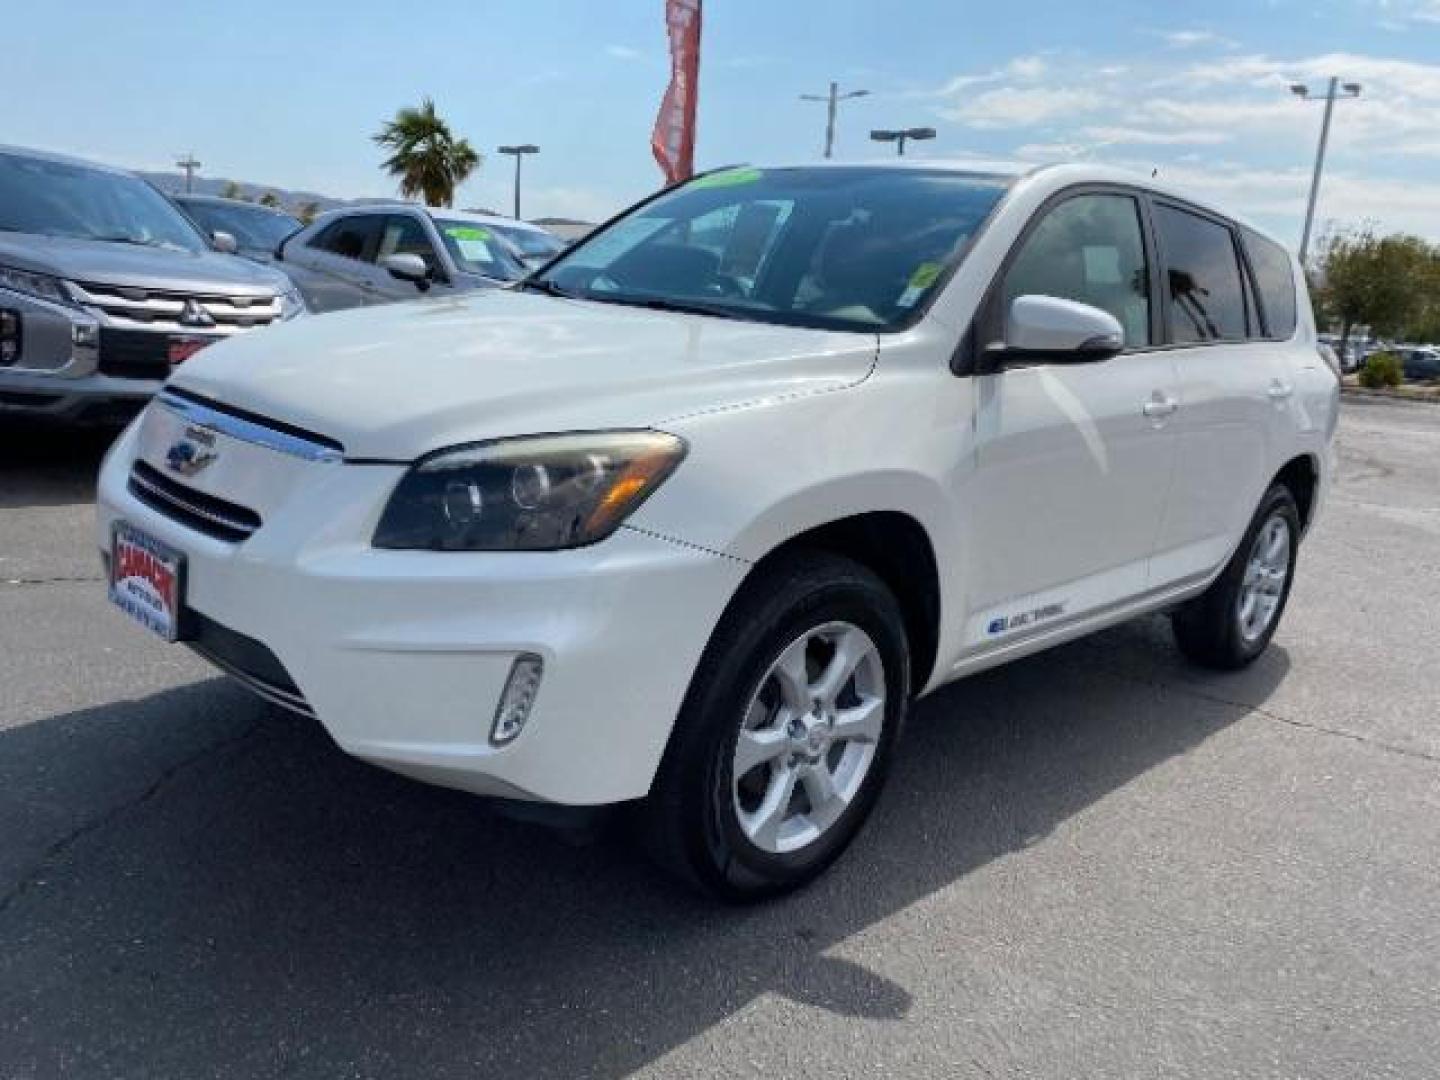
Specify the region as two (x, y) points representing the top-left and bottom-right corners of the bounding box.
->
(939, 87), (1106, 128)
(1082, 125), (1232, 146)
(1158, 29), (1237, 49)
(605, 44), (642, 61)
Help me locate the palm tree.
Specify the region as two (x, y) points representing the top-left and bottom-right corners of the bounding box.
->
(373, 98), (480, 208)
(258, 191), (281, 209)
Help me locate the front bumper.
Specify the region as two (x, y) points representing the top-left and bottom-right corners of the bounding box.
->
(96, 417), (748, 806)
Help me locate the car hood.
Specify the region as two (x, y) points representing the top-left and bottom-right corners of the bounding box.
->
(169, 289), (878, 460)
(0, 232), (289, 296)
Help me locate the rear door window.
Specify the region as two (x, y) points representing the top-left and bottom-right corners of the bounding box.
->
(1153, 204), (1248, 343)
(1242, 228), (1298, 339)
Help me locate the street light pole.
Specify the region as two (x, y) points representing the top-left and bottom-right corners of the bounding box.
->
(800, 82), (869, 159)
(1291, 77), (1361, 267)
(870, 127), (937, 157)
(176, 152), (202, 193)
(497, 144), (540, 219)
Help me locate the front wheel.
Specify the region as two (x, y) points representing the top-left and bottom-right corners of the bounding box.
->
(1172, 483), (1301, 670)
(644, 552), (910, 901)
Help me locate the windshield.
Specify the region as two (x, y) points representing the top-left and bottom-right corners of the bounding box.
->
(0, 152), (208, 253)
(178, 199), (300, 252)
(433, 220), (528, 281)
(488, 222), (565, 259)
(536, 167), (1012, 331)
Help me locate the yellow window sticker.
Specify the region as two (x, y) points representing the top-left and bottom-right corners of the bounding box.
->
(690, 168), (763, 190)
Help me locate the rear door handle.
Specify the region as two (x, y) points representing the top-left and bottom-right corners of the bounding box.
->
(1142, 395), (1179, 419)
(1268, 379), (1294, 400)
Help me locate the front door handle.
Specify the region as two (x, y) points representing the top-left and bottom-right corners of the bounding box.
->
(1142, 394), (1179, 419)
(1267, 379), (1294, 400)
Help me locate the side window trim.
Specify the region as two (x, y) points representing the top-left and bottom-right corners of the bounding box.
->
(416, 215), (455, 282)
(963, 182), (1158, 373)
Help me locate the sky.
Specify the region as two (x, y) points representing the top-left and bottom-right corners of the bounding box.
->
(9, 0), (1440, 247)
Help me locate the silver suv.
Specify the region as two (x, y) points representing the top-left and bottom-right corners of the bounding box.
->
(0, 146), (304, 422)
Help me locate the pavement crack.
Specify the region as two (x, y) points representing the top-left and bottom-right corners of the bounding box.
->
(0, 722), (258, 916)
(1112, 669), (1440, 767)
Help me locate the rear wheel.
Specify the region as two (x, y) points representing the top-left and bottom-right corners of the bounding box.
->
(1172, 483), (1300, 670)
(644, 552), (909, 901)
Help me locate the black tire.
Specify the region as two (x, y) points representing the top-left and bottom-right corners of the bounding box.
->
(643, 550), (910, 902)
(1172, 483), (1301, 670)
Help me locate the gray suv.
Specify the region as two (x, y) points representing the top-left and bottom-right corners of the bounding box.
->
(0, 146), (304, 422)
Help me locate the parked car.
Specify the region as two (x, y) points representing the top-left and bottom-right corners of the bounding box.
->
(0, 145), (304, 422)
(171, 194), (301, 263)
(98, 162), (1338, 898)
(275, 205), (529, 313)
(471, 215), (567, 270)
(1398, 346), (1440, 380)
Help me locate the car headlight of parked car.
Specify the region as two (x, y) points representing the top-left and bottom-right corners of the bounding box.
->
(277, 286), (307, 321)
(374, 431), (687, 551)
(0, 264), (74, 307)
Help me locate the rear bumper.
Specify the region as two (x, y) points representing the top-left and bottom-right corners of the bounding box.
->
(96, 419), (749, 805)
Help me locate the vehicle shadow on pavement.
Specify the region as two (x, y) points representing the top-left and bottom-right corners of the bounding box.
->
(0, 420), (119, 509)
(0, 617), (1290, 1079)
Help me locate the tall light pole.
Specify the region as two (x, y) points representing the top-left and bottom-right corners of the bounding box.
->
(1291, 78), (1361, 267)
(497, 144), (539, 219)
(176, 152), (202, 193)
(800, 82), (869, 159)
(870, 127), (936, 157)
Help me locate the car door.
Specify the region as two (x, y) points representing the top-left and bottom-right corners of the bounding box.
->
(360, 213), (456, 303)
(285, 214), (385, 311)
(964, 189), (1181, 648)
(1145, 204), (1288, 588)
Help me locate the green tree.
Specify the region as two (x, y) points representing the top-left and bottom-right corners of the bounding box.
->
(373, 97), (480, 208)
(221, 180), (247, 201)
(296, 201), (320, 225)
(258, 191), (281, 209)
(1316, 229), (1438, 352)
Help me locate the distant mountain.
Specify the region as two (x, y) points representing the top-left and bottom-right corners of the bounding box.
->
(139, 171), (347, 214)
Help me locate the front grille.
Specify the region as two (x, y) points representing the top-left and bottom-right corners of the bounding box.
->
(187, 612), (313, 718)
(128, 460), (262, 543)
(72, 282), (281, 334)
(97, 328), (206, 380)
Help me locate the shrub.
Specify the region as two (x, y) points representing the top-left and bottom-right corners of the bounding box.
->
(1360, 351), (1403, 389)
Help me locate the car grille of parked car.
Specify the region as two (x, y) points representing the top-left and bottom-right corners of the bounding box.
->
(186, 611), (314, 719)
(95, 328), (199, 380)
(72, 282), (281, 334)
(127, 460), (262, 544)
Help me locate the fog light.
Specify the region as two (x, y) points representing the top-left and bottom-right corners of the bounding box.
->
(71, 321), (99, 348)
(0, 309), (20, 366)
(491, 654), (543, 746)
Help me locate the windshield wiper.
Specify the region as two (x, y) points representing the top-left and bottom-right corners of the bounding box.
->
(91, 234), (186, 252)
(584, 293), (746, 321)
(518, 278), (575, 298)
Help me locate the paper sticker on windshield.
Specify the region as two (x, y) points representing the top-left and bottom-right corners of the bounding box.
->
(896, 262), (943, 308)
(445, 226), (492, 242)
(690, 168), (762, 190)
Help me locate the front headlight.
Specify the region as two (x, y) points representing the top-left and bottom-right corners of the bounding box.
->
(0, 264), (73, 307)
(277, 286), (306, 321)
(373, 431), (687, 551)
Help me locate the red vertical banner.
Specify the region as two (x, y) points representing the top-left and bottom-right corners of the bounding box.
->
(652, 0), (702, 184)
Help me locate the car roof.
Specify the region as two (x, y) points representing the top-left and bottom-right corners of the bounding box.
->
(0, 142), (134, 176)
(173, 193), (298, 216)
(740, 159), (1295, 257)
(307, 203), (555, 234)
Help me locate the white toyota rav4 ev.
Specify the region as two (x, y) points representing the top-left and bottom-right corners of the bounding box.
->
(99, 163), (1338, 900)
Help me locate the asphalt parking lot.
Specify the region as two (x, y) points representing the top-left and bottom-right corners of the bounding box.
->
(1, 396), (1437, 1079)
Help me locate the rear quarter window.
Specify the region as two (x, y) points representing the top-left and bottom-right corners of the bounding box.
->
(1243, 228), (1299, 340)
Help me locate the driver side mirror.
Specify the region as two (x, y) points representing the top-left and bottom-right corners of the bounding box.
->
(381, 253), (432, 291)
(210, 230), (239, 255)
(977, 295), (1125, 373)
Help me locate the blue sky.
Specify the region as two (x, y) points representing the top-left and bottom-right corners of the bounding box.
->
(10, 0), (1440, 244)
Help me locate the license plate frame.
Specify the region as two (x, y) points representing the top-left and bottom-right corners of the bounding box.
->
(108, 521), (188, 642)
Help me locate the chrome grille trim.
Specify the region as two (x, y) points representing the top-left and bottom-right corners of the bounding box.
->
(157, 391), (344, 463)
(128, 467), (260, 542)
(190, 643), (316, 719)
(70, 282), (281, 335)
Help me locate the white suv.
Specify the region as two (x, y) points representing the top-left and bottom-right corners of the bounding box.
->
(97, 163), (1338, 899)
